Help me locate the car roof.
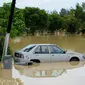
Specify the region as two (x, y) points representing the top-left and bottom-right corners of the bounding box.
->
(20, 44), (56, 50)
(29, 44), (56, 46)
(24, 44), (56, 48)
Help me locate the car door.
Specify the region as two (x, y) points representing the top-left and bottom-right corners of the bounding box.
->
(49, 45), (68, 62)
(33, 45), (50, 62)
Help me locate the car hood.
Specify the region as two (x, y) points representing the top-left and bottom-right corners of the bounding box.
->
(15, 50), (25, 54)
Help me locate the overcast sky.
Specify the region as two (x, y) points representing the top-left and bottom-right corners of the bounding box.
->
(0, 0), (85, 12)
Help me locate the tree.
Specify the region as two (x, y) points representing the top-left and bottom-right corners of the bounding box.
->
(69, 8), (75, 16)
(82, 2), (85, 11)
(11, 8), (25, 37)
(51, 10), (58, 14)
(81, 22), (85, 33)
(24, 7), (48, 35)
(75, 3), (83, 19)
(0, 3), (26, 38)
(0, 3), (10, 28)
(66, 17), (81, 33)
(48, 13), (62, 33)
(61, 16), (70, 31)
(59, 8), (69, 17)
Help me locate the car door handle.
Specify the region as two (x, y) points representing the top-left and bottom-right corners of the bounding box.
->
(52, 55), (54, 56)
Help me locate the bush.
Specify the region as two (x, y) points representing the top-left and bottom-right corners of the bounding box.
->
(0, 36), (12, 61)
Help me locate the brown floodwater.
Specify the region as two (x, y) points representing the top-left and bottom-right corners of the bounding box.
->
(9, 34), (85, 54)
(0, 34), (85, 85)
(0, 61), (85, 85)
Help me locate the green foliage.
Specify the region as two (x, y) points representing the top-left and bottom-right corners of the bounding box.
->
(67, 17), (78, 33)
(0, 36), (12, 61)
(48, 13), (62, 33)
(75, 3), (83, 19)
(82, 2), (85, 10)
(24, 7), (48, 35)
(69, 8), (75, 16)
(0, 3), (26, 38)
(0, 2), (85, 37)
(59, 8), (70, 17)
(81, 22), (85, 33)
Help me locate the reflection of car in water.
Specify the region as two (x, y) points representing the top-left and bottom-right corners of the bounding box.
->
(14, 61), (85, 78)
(14, 44), (85, 65)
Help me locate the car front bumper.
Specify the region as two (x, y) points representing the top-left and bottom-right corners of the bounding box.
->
(14, 57), (30, 65)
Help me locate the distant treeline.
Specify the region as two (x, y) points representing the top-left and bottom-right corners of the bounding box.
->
(0, 2), (85, 37)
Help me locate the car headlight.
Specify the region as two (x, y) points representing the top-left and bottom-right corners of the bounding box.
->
(20, 54), (24, 58)
(82, 55), (85, 59)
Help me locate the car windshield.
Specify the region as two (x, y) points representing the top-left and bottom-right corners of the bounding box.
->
(21, 45), (36, 52)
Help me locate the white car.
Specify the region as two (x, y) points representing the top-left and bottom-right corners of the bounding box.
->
(14, 44), (85, 64)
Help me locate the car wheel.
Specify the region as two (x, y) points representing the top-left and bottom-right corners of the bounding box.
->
(70, 57), (80, 62)
(69, 57), (80, 65)
(34, 60), (40, 63)
(31, 59), (40, 63)
(28, 62), (33, 65)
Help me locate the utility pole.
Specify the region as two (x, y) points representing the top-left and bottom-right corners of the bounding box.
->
(2, 0), (16, 69)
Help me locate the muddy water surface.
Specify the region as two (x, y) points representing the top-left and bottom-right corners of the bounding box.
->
(9, 35), (85, 54)
(1, 35), (85, 85)
(0, 61), (85, 85)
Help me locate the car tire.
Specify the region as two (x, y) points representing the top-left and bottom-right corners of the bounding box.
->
(31, 59), (40, 63)
(28, 62), (33, 65)
(34, 60), (40, 63)
(70, 57), (80, 62)
(69, 57), (80, 65)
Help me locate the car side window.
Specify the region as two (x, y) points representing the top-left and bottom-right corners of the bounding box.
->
(49, 45), (64, 54)
(35, 46), (41, 54)
(41, 45), (49, 54)
(35, 45), (49, 54)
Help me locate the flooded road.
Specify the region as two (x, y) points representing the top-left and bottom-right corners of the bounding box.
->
(1, 35), (84, 85)
(0, 61), (85, 85)
(13, 61), (85, 85)
(14, 61), (85, 77)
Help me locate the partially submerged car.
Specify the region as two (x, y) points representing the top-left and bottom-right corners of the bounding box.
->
(14, 44), (85, 65)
